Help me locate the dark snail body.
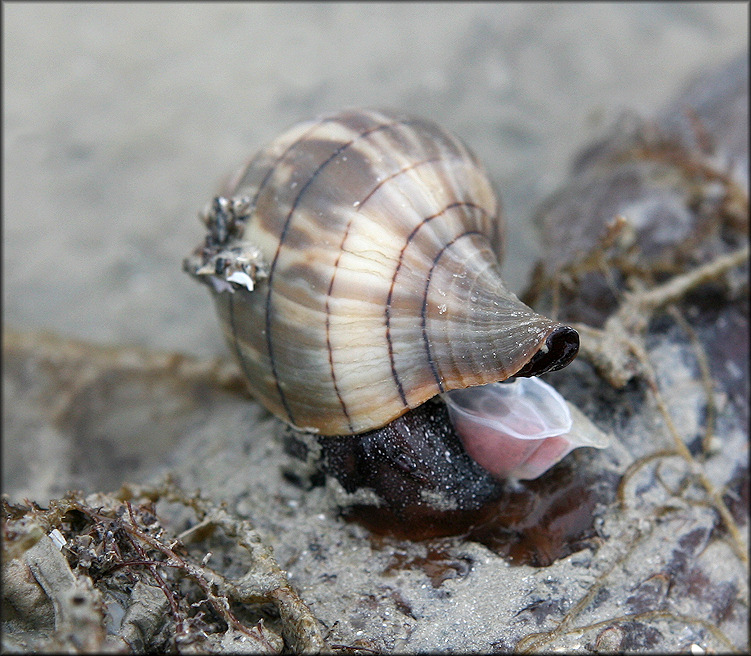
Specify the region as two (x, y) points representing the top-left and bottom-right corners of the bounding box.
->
(317, 399), (502, 513)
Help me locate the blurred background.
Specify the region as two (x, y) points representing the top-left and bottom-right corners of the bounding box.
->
(4, 2), (748, 359)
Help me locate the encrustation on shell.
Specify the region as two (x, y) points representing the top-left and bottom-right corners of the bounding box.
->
(185, 108), (579, 436)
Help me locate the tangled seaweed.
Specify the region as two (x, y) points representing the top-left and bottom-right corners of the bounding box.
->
(2, 481), (328, 653)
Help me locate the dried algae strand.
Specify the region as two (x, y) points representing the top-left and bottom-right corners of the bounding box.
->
(2, 484), (328, 653)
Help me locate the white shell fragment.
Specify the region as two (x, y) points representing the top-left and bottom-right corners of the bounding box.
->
(48, 528), (67, 551)
(226, 270), (255, 291)
(443, 377), (610, 480)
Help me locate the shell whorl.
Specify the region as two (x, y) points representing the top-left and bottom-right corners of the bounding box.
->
(186, 109), (577, 435)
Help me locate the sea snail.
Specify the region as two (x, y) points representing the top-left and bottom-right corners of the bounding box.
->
(184, 108), (603, 502)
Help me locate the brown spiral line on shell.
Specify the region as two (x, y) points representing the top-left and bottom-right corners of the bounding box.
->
(419, 228), (487, 394)
(258, 111), (491, 431)
(226, 116), (338, 423)
(327, 155), (452, 433)
(386, 203), (493, 406)
(263, 118), (423, 427)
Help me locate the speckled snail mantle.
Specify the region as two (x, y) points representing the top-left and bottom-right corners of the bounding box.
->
(184, 109), (581, 471)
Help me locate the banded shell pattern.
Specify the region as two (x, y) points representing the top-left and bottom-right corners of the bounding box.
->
(185, 109), (579, 436)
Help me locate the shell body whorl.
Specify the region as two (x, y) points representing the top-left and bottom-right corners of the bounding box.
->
(186, 109), (578, 435)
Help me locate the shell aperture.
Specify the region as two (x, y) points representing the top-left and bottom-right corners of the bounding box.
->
(185, 108), (581, 437)
(444, 377), (607, 480)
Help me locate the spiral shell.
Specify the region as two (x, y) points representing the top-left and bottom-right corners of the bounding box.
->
(185, 109), (578, 436)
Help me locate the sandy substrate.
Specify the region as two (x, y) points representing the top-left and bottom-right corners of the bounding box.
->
(3, 3), (747, 354)
(3, 4), (748, 654)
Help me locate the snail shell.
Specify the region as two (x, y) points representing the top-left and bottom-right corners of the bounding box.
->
(185, 109), (579, 436)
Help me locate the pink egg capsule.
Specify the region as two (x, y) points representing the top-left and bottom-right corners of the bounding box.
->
(443, 377), (607, 480)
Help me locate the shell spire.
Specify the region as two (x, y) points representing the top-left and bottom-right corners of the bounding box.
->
(185, 109), (579, 435)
